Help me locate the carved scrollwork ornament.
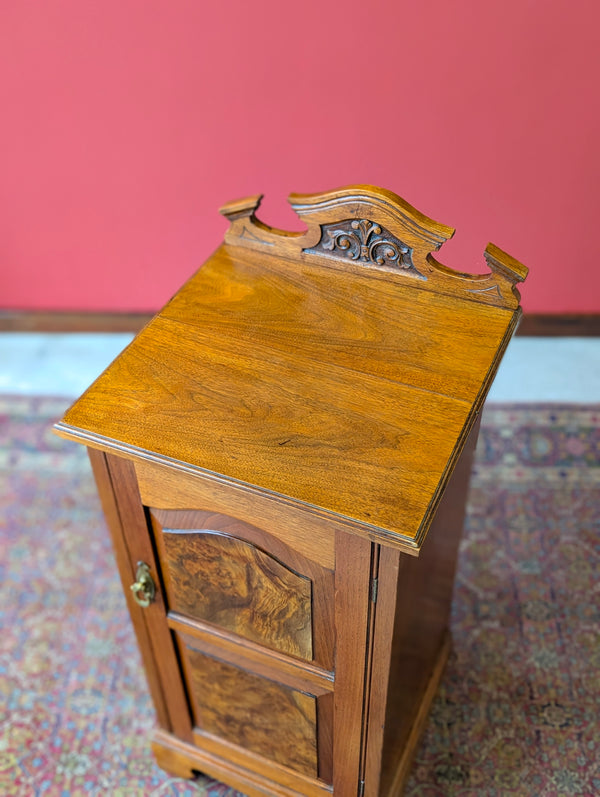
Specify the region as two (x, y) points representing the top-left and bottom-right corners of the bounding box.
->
(311, 218), (422, 276)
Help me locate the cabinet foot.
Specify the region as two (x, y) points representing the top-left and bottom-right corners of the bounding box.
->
(152, 735), (199, 780)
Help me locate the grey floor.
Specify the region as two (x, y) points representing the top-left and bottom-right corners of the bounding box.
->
(0, 333), (599, 403)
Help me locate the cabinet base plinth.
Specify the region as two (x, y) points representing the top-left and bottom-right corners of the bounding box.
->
(152, 729), (331, 797)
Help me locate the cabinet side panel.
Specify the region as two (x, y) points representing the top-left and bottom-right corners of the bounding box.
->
(378, 418), (480, 796)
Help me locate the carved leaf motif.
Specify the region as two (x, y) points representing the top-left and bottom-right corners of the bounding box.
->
(310, 218), (421, 276)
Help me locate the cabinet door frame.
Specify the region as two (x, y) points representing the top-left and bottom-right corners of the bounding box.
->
(150, 506), (336, 784)
(88, 449), (193, 741)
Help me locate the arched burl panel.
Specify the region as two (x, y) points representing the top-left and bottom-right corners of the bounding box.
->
(150, 508), (335, 668)
(160, 529), (313, 660)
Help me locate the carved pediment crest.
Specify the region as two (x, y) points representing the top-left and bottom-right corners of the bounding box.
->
(219, 185), (528, 310)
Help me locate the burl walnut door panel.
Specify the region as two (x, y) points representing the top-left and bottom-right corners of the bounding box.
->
(182, 645), (319, 777)
(159, 526), (313, 659)
(149, 508), (337, 785)
(151, 509), (334, 669)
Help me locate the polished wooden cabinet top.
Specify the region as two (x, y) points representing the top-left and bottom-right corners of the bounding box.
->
(56, 185), (527, 552)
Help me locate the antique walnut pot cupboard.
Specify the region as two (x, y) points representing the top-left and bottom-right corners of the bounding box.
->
(55, 185), (528, 796)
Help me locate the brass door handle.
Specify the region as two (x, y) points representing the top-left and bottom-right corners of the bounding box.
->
(130, 562), (156, 608)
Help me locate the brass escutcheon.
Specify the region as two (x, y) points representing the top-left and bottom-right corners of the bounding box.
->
(130, 561), (155, 608)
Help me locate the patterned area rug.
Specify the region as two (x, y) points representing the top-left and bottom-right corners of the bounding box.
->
(1, 396), (599, 796)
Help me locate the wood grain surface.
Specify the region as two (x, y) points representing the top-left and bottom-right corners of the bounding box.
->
(55, 185), (528, 795)
(160, 247), (515, 404)
(183, 649), (318, 778)
(151, 508), (335, 669)
(161, 530), (313, 659)
(138, 461), (336, 568)
(57, 302), (509, 546)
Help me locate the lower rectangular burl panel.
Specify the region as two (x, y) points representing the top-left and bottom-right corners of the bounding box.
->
(183, 647), (318, 779)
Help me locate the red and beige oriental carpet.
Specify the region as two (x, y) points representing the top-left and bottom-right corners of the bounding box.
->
(1, 396), (599, 796)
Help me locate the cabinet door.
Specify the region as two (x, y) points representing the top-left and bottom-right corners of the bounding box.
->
(91, 451), (374, 797)
(151, 507), (335, 784)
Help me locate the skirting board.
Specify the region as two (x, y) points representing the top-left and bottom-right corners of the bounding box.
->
(0, 311), (599, 336)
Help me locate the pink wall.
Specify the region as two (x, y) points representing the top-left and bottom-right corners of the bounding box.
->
(1, 0), (599, 313)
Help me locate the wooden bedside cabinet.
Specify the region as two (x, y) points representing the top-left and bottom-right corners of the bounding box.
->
(55, 185), (527, 796)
